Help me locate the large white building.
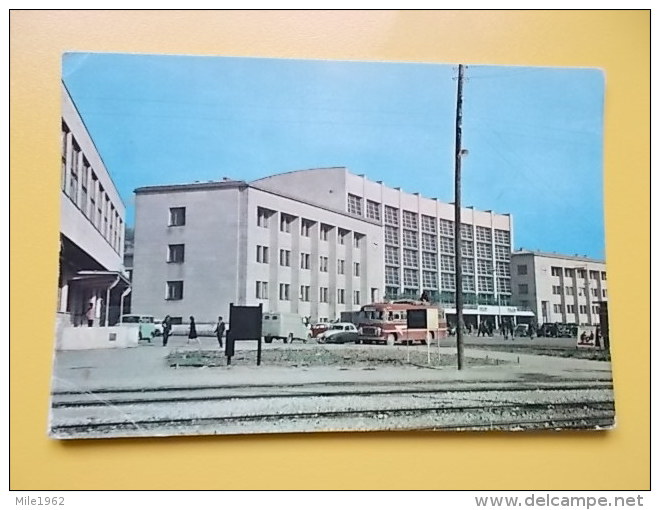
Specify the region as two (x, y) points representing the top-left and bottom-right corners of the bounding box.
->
(132, 167), (514, 324)
(58, 83), (128, 330)
(510, 250), (608, 326)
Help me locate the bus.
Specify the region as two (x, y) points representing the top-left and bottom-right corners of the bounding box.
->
(356, 300), (448, 346)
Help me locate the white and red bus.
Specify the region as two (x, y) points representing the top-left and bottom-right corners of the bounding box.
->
(356, 300), (448, 346)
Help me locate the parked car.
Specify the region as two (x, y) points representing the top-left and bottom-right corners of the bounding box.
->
(263, 312), (310, 343)
(513, 324), (529, 337)
(317, 323), (359, 344)
(120, 314), (157, 341)
(310, 322), (331, 338)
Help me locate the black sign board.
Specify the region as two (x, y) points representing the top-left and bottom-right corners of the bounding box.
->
(407, 309), (428, 329)
(226, 303), (263, 365)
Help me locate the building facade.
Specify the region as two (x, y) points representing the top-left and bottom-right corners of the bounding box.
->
(58, 83), (128, 330)
(510, 250), (608, 326)
(132, 167), (513, 323)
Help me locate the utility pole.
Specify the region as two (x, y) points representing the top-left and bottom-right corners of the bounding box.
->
(454, 64), (465, 370)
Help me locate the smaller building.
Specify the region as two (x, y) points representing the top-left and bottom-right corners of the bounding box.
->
(510, 250), (608, 326)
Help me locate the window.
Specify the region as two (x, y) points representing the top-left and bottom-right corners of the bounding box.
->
(168, 244), (185, 263)
(551, 267), (562, 277)
(592, 288), (598, 297)
(494, 245), (510, 261)
(497, 278), (511, 293)
(80, 159), (89, 213)
(566, 286), (574, 295)
(518, 284), (528, 295)
(279, 249), (291, 267)
(521, 300), (529, 308)
(589, 270), (599, 280)
(476, 242), (492, 259)
(601, 271), (607, 280)
(166, 281), (183, 300)
(320, 287), (329, 303)
(496, 261), (511, 277)
(476, 226), (492, 242)
(421, 233), (437, 252)
(97, 186), (104, 230)
(402, 211), (418, 230)
(256, 245), (269, 263)
(354, 233), (363, 248)
(478, 276), (494, 293)
(440, 255), (455, 272)
(337, 289), (346, 304)
(279, 283), (290, 301)
(554, 304), (562, 314)
(422, 271), (438, 289)
(552, 285), (562, 295)
(440, 237), (454, 254)
(403, 268), (419, 287)
(300, 285), (310, 302)
(441, 272), (456, 291)
(256, 281), (269, 299)
(494, 229), (510, 245)
(337, 259), (345, 275)
(421, 215), (437, 233)
(385, 266), (400, 285)
(439, 219), (454, 237)
(320, 224), (331, 241)
(402, 230), (418, 249)
(403, 249), (418, 268)
(461, 240), (474, 258)
(579, 305), (588, 314)
(517, 264), (528, 275)
(592, 305), (600, 314)
(300, 253), (310, 270)
(338, 229), (348, 245)
(602, 289), (607, 297)
(461, 224), (473, 241)
(462, 257), (474, 274)
(565, 268), (575, 277)
(353, 291), (360, 305)
(384, 226), (399, 245)
(257, 207), (272, 228)
(319, 256), (329, 272)
(463, 275), (476, 293)
(577, 269), (586, 278)
(89, 173), (98, 224)
(384, 206), (399, 225)
(354, 262), (361, 277)
(422, 252), (437, 270)
(347, 194), (362, 215)
(477, 259), (492, 275)
(579, 287), (586, 296)
(68, 140), (80, 201)
(301, 219), (313, 237)
(280, 213), (294, 233)
(366, 200), (381, 221)
(166, 207), (185, 228)
(567, 304), (575, 313)
(385, 246), (399, 265)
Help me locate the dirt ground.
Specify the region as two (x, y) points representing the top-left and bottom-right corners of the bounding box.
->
(470, 344), (611, 361)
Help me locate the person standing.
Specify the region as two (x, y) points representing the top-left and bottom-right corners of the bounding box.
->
(85, 302), (95, 327)
(214, 316), (226, 349)
(188, 316), (200, 346)
(162, 315), (172, 347)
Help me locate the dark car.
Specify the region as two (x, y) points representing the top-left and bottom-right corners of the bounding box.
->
(316, 323), (359, 344)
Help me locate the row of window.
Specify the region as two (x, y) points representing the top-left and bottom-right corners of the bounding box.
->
(258, 281), (362, 305)
(62, 121), (123, 254)
(553, 303), (601, 315)
(550, 267), (607, 280)
(552, 285), (607, 298)
(384, 266), (511, 293)
(255, 246), (362, 275)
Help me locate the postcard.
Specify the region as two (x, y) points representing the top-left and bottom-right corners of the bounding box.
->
(50, 53), (613, 438)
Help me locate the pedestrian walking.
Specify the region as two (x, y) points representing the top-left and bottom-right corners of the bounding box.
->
(162, 315), (172, 347)
(188, 316), (201, 346)
(85, 303), (95, 327)
(214, 316), (226, 349)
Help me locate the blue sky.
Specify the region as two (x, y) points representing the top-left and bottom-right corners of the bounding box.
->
(62, 53), (605, 259)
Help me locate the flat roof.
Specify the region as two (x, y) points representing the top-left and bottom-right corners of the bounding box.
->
(511, 249), (605, 265)
(135, 180), (247, 194)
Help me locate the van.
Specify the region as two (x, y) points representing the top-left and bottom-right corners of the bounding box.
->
(120, 314), (157, 341)
(262, 313), (310, 343)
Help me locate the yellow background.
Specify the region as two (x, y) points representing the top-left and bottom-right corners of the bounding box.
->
(10, 10), (650, 490)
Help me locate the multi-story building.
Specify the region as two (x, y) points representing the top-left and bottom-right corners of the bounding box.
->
(58, 83), (128, 330)
(510, 250), (608, 326)
(132, 167), (514, 324)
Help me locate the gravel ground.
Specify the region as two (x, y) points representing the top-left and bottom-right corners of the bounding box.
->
(166, 344), (511, 368)
(469, 345), (611, 361)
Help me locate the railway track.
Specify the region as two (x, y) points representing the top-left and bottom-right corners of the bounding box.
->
(50, 380), (615, 438)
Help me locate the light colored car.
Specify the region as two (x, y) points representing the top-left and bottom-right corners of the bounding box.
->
(263, 312), (310, 343)
(317, 323), (359, 344)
